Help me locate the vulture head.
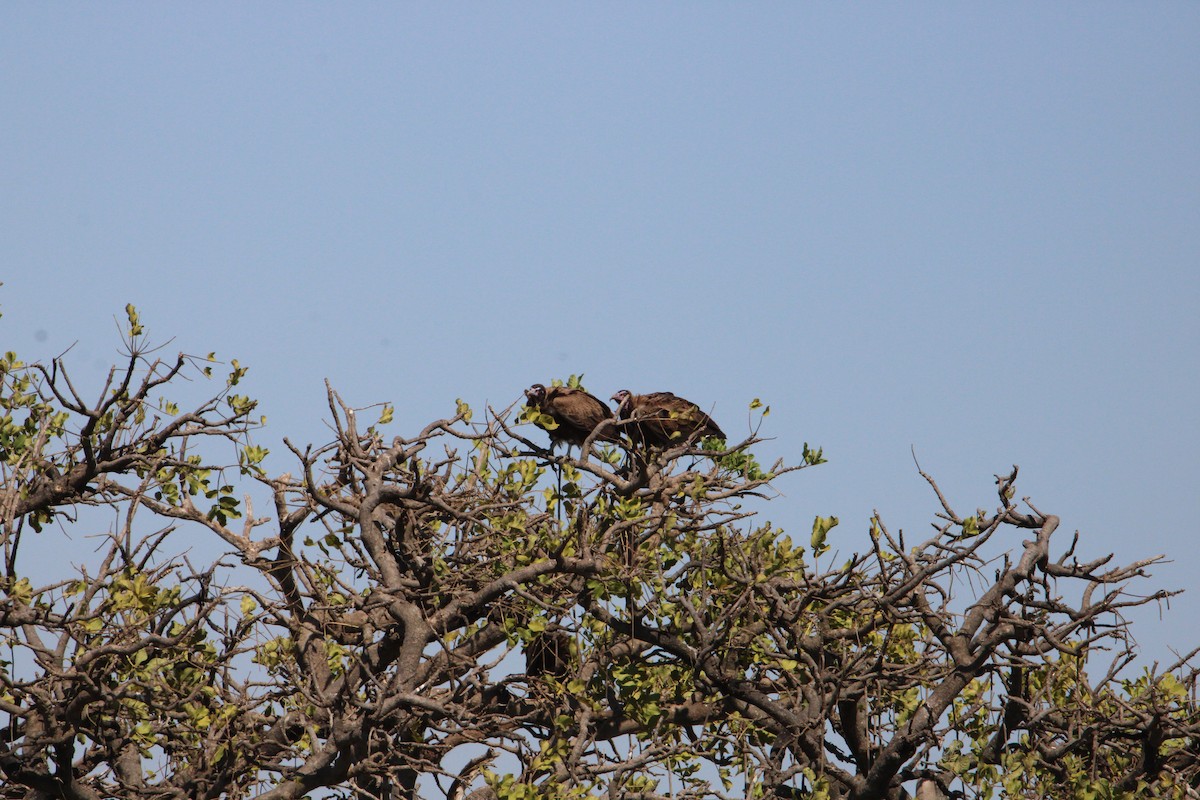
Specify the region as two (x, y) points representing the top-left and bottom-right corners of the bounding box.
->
(525, 383), (548, 407)
(610, 389), (633, 416)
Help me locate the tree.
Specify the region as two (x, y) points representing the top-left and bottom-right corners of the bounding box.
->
(0, 308), (1197, 800)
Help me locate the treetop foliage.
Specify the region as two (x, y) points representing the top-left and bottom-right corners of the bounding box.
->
(0, 307), (1197, 800)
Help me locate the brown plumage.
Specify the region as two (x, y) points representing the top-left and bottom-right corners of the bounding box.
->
(524, 383), (620, 449)
(525, 630), (573, 679)
(611, 390), (725, 449)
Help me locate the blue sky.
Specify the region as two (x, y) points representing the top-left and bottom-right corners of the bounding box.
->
(3, 5), (1198, 663)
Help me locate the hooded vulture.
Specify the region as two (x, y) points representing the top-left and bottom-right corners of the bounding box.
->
(524, 383), (620, 449)
(611, 390), (725, 449)
(525, 630), (573, 679)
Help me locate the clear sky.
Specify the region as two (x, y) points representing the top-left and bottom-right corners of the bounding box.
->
(3, 6), (1198, 664)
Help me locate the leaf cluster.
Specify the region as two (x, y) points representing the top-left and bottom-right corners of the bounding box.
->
(0, 317), (1196, 800)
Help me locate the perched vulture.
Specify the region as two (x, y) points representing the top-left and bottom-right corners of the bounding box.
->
(524, 383), (620, 449)
(525, 630), (573, 679)
(611, 390), (725, 449)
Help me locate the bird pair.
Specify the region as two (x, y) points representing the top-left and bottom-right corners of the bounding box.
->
(524, 383), (725, 452)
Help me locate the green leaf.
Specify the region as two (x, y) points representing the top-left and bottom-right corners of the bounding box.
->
(801, 442), (827, 466)
(241, 444), (269, 474)
(811, 515), (838, 557)
(6, 577), (33, 605)
(227, 359), (248, 387)
(125, 303), (144, 337)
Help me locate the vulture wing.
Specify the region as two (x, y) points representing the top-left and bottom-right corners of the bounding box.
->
(623, 391), (725, 448)
(537, 386), (618, 447)
(525, 630), (573, 678)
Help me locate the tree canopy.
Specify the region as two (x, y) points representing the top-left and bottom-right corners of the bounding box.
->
(1, 308), (1197, 800)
